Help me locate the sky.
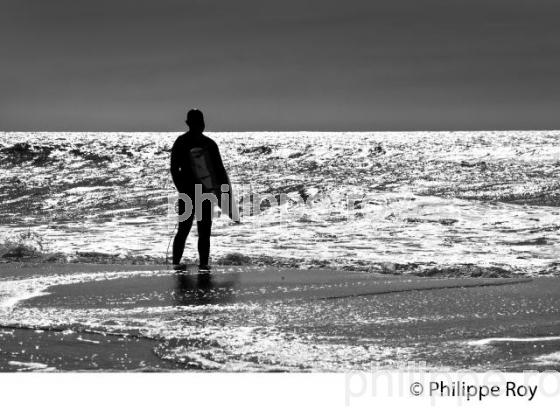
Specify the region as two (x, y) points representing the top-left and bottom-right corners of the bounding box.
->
(1, 0), (560, 131)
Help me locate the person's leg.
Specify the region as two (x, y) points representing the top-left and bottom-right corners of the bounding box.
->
(172, 198), (194, 265)
(172, 218), (193, 265)
(196, 201), (213, 267)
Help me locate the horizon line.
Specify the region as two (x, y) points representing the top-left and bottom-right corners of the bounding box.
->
(2, 129), (560, 134)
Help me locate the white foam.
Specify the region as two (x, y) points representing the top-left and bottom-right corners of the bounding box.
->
(468, 336), (560, 346)
(76, 336), (101, 344)
(8, 361), (53, 371)
(0, 269), (168, 314)
(534, 351), (560, 365)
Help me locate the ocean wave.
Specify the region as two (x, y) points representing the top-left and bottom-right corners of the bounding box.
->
(1, 131), (560, 272)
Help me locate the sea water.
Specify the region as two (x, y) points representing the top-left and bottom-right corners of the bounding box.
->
(1, 131), (559, 273)
(1, 131), (560, 371)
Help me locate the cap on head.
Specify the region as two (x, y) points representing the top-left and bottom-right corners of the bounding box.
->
(186, 108), (205, 132)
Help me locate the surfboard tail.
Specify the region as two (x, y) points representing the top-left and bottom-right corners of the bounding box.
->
(218, 186), (240, 222)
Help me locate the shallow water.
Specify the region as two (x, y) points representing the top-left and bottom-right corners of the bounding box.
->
(0, 267), (559, 371)
(1, 131), (560, 273)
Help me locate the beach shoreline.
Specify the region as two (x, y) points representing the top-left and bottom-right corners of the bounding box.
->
(1, 262), (559, 371)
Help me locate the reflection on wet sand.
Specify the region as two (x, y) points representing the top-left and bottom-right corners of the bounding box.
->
(173, 272), (239, 306)
(0, 266), (559, 371)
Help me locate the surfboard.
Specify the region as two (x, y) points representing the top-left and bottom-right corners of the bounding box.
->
(188, 147), (218, 192)
(188, 146), (240, 222)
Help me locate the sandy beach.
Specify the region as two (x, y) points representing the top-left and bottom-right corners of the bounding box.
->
(1, 263), (559, 372)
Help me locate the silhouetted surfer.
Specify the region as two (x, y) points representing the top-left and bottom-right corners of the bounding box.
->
(170, 109), (236, 271)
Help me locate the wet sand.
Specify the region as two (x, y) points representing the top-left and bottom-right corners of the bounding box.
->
(1, 264), (559, 371)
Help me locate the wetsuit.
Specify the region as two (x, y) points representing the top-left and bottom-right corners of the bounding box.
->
(170, 131), (229, 266)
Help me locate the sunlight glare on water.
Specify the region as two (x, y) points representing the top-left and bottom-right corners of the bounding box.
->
(1, 131), (560, 273)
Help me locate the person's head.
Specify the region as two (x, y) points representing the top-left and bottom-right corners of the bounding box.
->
(186, 109), (205, 133)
